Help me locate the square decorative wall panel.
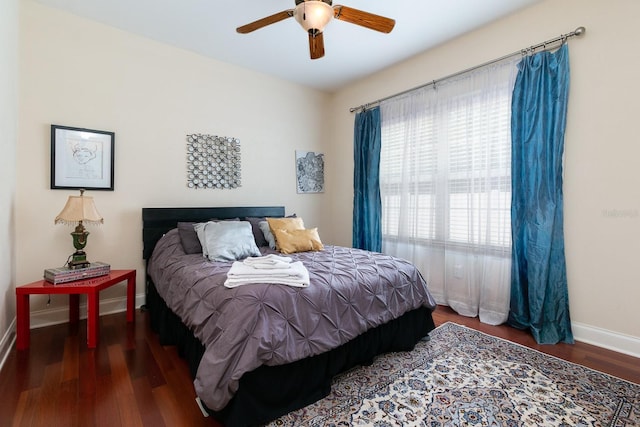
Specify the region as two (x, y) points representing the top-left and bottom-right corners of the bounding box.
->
(186, 134), (241, 189)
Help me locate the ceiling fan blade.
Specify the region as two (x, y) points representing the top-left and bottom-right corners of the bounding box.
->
(333, 5), (395, 33)
(309, 32), (325, 60)
(236, 10), (294, 34)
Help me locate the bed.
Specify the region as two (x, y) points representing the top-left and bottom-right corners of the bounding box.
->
(142, 206), (437, 426)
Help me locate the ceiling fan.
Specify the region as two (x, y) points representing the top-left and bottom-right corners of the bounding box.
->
(236, 0), (395, 60)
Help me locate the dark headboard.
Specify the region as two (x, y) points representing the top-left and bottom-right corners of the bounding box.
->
(142, 206), (285, 260)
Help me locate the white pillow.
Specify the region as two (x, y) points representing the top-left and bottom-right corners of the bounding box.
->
(259, 221), (277, 250)
(195, 221), (261, 261)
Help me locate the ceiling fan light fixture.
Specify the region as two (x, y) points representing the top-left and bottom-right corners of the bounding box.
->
(294, 1), (334, 34)
(236, 0), (396, 60)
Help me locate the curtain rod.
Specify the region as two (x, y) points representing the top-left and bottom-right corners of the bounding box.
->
(349, 26), (586, 113)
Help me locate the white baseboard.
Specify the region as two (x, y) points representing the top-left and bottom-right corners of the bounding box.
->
(572, 321), (640, 359)
(28, 293), (147, 329)
(0, 318), (16, 372)
(0, 293), (146, 373)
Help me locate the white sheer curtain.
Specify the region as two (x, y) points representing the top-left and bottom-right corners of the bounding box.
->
(379, 57), (519, 325)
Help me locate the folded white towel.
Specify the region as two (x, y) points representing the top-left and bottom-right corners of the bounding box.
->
(243, 254), (293, 269)
(243, 254), (292, 265)
(245, 260), (292, 269)
(225, 261), (309, 288)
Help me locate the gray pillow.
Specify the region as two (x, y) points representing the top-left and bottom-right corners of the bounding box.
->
(177, 222), (202, 254)
(195, 221), (261, 261)
(259, 221), (277, 250)
(193, 221), (210, 257)
(179, 218), (239, 254)
(244, 217), (268, 247)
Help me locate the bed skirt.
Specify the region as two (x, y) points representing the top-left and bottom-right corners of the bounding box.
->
(146, 276), (436, 426)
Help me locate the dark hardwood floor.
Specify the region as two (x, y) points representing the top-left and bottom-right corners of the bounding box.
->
(1, 305), (638, 426)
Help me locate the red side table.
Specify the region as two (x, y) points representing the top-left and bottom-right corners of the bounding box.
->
(15, 269), (136, 350)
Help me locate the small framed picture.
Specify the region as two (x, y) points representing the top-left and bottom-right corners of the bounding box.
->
(50, 124), (115, 191)
(296, 150), (325, 193)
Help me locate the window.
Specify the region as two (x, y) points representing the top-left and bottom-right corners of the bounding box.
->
(446, 93), (512, 248)
(380, 68), (515, 252)
(380, 112), (437, 240)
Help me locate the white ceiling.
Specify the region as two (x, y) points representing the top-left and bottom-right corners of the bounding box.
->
(33, 0), (539, 92)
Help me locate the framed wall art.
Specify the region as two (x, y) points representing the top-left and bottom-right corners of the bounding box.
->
(186, 134), (241, 189)
(50, 124), (115, 191)
(296, 150), (324, 193)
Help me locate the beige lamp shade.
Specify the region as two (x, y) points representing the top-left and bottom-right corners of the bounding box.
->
(55, 191), (103, 226)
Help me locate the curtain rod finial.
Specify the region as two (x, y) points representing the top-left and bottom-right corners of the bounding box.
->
(574, 27), (586, 36)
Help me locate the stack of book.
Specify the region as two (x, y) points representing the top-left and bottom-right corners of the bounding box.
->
(44, 262), (111, 284)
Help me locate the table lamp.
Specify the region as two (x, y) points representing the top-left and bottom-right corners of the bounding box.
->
(54, 189), (103, 269)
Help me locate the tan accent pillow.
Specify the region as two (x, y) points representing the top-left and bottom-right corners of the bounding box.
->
(272, 228), (324, 254)
(267, 217), (305, 250)
(266, 217), (304, 232)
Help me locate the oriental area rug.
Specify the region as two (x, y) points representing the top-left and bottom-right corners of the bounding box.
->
(268, 322), (639, 426)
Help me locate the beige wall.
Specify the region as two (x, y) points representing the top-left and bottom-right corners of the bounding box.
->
(326, 0), (640, 350)
(17, 1), (330, 315)
(0, 0), (18, 358)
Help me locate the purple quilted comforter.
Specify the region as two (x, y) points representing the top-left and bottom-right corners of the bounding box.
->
(147, 229), (436, 411)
